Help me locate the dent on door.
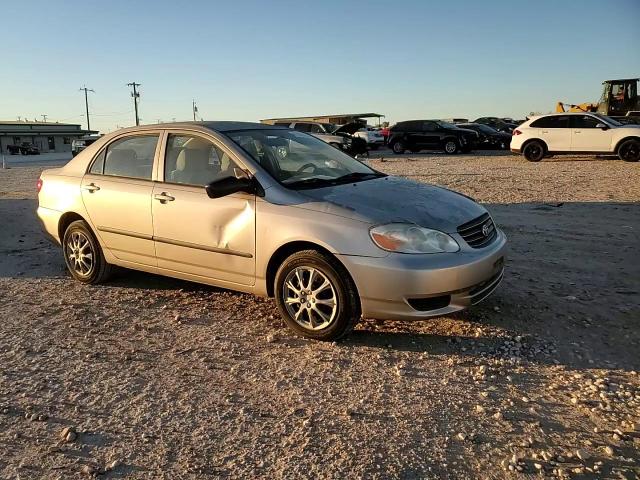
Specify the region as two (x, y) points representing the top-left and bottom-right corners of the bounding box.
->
(152, 187), (256, 286)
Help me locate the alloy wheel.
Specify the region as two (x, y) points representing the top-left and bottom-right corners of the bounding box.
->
(283, 267), (337, 330)
(392, 142), (403, 153)
(445, 141), (457, 153)
(65, 231), (94, 277)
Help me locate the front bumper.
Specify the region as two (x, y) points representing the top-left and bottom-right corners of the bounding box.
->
(338, 229), (507, 320)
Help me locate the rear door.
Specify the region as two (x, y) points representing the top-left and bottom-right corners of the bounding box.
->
(570, 115), (613, 152)
(534, 115), (571, 151)
(81, 132), (160, 266)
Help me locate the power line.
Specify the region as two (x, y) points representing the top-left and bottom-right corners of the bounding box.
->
(127, 82), (141, 126)
(79, 86), (95, 130)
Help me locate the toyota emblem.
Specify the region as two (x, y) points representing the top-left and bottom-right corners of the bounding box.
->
(482, 223), (491, 237)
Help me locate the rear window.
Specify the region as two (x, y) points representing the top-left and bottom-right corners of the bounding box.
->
(530, 116), (571, 128)
(102, 135), (159, 180)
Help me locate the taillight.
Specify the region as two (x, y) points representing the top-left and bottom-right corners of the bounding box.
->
(36, 178), (43, 193)
(512, 129), (522, 136)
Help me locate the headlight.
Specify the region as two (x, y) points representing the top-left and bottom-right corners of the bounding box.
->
(369, 223), (459, 254)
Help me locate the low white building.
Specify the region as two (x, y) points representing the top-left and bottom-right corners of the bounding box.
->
(0, 121), (97, 154)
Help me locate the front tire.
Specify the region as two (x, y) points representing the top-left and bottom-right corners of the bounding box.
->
(444, 139), (458, 154)
(62, 220), (112, 284)
(618, 139), (640, 162)
(522, 141), (545, 162)
(274, 250), (360, 341)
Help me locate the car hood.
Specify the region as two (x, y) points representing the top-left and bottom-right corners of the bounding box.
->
(297, 176), (486, 233)
(331, 122), (361, 135)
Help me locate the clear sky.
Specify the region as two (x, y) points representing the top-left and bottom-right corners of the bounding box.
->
(1, 0), (639, 132)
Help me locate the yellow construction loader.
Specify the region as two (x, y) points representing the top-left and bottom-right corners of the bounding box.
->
(556, 78), (640, 123)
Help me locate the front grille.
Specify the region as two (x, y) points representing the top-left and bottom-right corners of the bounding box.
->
(457, 213), (497, 249)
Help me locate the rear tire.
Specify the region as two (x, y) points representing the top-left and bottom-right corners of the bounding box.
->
(391, 141), (405, 154)
(62, 220), (112, 284)
(523, 141), (545, 162)
(618, 139), (640, 162)
(274, 250), (360, 341)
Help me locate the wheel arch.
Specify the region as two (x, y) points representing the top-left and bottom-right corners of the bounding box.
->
(58, 211), (91, 242)
(265, 240), (358, 300)
(521, 138), (548, 152)
(614, 135), (640, 154)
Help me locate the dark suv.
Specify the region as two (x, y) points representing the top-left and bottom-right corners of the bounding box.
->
(388, 120), (478, 154)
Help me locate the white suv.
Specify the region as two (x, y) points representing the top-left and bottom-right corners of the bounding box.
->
(510, 113), (640, 162)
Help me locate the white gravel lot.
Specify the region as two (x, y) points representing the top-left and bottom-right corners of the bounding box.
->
(0, 151), (639, 479)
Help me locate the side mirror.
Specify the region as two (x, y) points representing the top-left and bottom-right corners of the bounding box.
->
(205, 176), (255, 199)
(596, 123), (609, 130)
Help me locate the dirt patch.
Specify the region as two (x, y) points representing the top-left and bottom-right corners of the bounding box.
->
(1, 154), (638, 479)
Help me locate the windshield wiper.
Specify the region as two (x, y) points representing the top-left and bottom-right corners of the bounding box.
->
(285, 177), (337, 189)
(333, 172), (386, 184)
(286, 172), (385, 190)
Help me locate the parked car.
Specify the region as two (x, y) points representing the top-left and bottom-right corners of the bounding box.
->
(474, 117), (518, 133)
(353, 126), (385, 149)
(7, 142), (40, 155)
(72, 136), (100, 157)
(443, 118), (469, 124)
(273, 121), (367, 156)
(387, 120), (478, 154)
(37, 121), (506, 340)
(510, 112), (640, 162)
(457, 123), (512, 150)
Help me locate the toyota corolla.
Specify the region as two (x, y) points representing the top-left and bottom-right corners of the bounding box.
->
(37, 122), (506, 340)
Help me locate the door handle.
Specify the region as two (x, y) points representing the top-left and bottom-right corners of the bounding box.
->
(154, 192), (175, 203)
(83, 183), (100, 192)
(574, 130), (581, 134)
(541, 130), (549, 134)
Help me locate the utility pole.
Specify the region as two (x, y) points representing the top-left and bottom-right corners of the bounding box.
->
(192, 100), (198, 121)
(79, 86), (95, 131)
(41, 114), (48, 122)
(127, 82), (141, 126)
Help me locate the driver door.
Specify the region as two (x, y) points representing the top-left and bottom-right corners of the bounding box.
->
(570, 115), (613, 152)
(152, 131), (256, 286)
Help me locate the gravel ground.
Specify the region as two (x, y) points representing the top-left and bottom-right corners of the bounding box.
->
(0, 152), (639, 479)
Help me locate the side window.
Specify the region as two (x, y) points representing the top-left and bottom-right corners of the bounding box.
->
(164, 134), (242, 186)
(530, 116), (570, 128)
(571, 115), (600, 129)
(293, 123), (312, 133)
(422, 121), (437, 132)
(89, 149), (106, 174)
(309, 124), (325, 134)
(103, 135), (158, 180)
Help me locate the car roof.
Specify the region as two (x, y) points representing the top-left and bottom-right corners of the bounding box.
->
(111, 121), (287, 134)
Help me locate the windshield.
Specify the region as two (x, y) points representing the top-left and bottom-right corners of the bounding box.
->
(436, 120), (459, 129)
(472, 124), (498, 134)
(592, 113), (623, 127)
(225, 129), (384, 189)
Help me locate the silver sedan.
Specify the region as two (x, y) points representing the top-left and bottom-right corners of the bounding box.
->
(37, 122), (506, 340)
